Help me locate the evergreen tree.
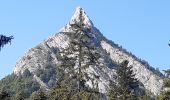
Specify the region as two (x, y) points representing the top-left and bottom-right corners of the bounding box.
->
(0, 73), (40, 99)
(0, 35), (13, 50)
(14, 91), (26, 100)
(57, 8), (100, 92)
(51, 8), (101, 99)
(48, 88), (103, 100)
(31, 91), (47, 100)
(48, 87), (71, 100)
(0, 35), (13, 99)
(108, 80), (119, 100)
(70, 90), (102, 100)
(0, 91), (10, 100)
(157, 69), (170, 100)
(109, 60), (139, 100)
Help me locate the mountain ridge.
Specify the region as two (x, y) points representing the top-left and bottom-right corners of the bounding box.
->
(13, 7), (163, 96)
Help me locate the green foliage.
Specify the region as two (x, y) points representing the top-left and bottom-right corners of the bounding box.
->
(48, 88), (70, 100)
(138, 94), (153, 100)
(108, 81), (119, 100)
(164, 69), (170, 75)
(57, 8), (101, 93)
(0, 91), (10, 100)
(106, 38), (164, 78)
(0, 73), (40, 99)
(48, 87), (104, 100)
(117, 60), (139, 91)
(46, 8), (102, 99)
(70, 90), (102, 100)
(163, 78), (170, 88)
(109, 60), (139, 100)
(157, 69), (170, 100)
(36, 64), (56, 88)
(0, 35), (14, 51)
(157, 91), (170, 100)
(14, 91), (26, 100)
(31, 91), (47, 100)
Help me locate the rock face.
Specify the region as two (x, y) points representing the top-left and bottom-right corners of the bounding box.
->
(14, 7), (163, 95)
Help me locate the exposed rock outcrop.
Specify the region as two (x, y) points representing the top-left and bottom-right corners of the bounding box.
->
(14, 7), (163, 95)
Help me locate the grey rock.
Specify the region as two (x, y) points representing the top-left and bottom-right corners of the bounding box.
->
(14, 7), (163, 95)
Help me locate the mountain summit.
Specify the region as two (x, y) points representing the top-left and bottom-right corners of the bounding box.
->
(70, 7), (94, 28)
(13, 7), (163, 96)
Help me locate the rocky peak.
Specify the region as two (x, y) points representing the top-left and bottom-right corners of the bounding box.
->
(61, 7), (103, 44)
(70, 7), (94, 28)
(61, 7), (94, 32)
(14, 7), (163, 95)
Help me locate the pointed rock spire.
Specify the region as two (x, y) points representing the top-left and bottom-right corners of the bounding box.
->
(69, 7), (94, 28)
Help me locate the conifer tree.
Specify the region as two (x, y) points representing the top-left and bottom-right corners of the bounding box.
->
(109, 60), (139, 100)
(52, 8), (101, 99)
(57, 8), (100, 92)
(14, 91), (25, 100)
(31, 91), (47, 100)
(0, 35), (13, 50)
(0, 91), (10, 100)
(157, 69), (170, 100)
(0, 35), (13, 99)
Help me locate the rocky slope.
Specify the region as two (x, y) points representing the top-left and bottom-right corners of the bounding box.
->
(14, 7), (163, 95)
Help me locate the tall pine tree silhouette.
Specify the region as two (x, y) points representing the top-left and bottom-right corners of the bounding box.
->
(51, 8), (102, 99)
(57, 7), (101, 92)
(109, 60), (139, 100)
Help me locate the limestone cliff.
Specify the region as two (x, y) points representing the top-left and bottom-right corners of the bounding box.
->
(14, 7), (163, 95)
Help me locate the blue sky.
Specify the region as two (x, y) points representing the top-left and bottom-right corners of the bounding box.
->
(0, 0), (170, 79)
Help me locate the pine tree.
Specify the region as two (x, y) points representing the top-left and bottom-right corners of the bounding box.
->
(14, 91), (25, 100)
(108, 80), (119, 100)
(109, 60), (139, 100)
(52, 8), (101, 99)
(48, 87), (70, 100)
(57, 8), (100, 91)
(0, 35), (13, 50)
(157, 69), (170, 100)
(31, 91), (47, 100)
(0, 91), (10, 100)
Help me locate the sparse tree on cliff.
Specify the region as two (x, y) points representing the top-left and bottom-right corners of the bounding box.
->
(157, 69), (170, 100)
(51, 8), (101, 99)
(109, 60), (139, 100)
